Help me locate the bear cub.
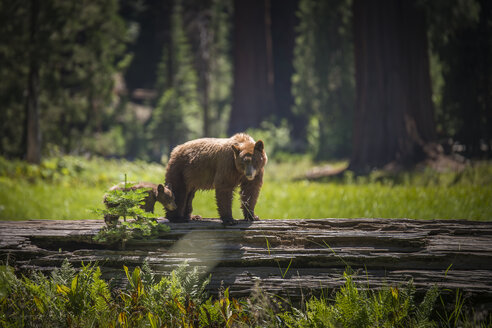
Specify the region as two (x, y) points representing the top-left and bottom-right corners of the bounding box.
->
(165, 133), (267, 225)
(104, 182), (176, 225)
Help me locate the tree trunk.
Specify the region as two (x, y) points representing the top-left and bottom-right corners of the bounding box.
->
(123, 0), (173, 92)
(25, 0), (41, 164)
(440, 0), (492, 157)
(350, 0), (437, 172)
(271, 0), (297, 120)
(1, 218), (492, 305)
(228, 0), (274, 135)
(271, 0), (300, 141)
(193, 11), (212, 137)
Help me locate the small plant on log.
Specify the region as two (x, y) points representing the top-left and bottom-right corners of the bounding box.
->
(92, 174), (170, 246)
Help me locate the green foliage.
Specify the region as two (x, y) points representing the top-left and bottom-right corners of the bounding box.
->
(0, 260), (114, 327)
(1, 0), (489, 164)
(1, 155), (491, 221)
(0, 0), (130, 158)
(247, 120), (293, 160)
(0, 155), (167, 187)
(0, 155), (168, 220)
(292, 0), (354, 159)
(93, 177), (170, 245)
(1, 261), (490, 327)
(98, 183), (152, 222)
(93, 219), (171, 246)
(150, 0), (201, 158)
(423, 0), (491, 156)
(206, 0), (233, 137)
(278, 274), (440, 328)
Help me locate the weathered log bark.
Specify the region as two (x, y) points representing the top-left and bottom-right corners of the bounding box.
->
(1, 218), (492, 304)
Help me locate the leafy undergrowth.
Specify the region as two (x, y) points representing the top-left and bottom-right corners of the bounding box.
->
(0, 262), (489, 327)
(0, 155), (491, 220)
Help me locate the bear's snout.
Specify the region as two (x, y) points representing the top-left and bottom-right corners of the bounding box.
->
(166, 201), (177, 211)
(245, 166), (257, 180)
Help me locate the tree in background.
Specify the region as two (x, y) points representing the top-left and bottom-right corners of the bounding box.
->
(0, 3), (27, 159)
(271, 0), (299, 147)
(0, 0), (128, 161)
(349, 0), (437, 172)
(149, 0), (232, 161)
(184, 0), (233, 137)
(292, 0), (354, 158)
(1, 0), (489, 165)
(24, 0), (41, 164)
(426, 0), (492, 158)
(228, 0), (300, 140)
(150, 0), (201, 159)
(228, 0), (275, 135)
(122, 0), (171, 92)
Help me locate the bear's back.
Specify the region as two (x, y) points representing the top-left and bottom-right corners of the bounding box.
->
(167, 136), (245, 190)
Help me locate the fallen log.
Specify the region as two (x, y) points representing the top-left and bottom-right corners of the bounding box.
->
(1, 218), (492, 305)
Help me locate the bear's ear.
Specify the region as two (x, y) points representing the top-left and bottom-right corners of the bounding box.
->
(231, 144), (241, 157)
(165, 182), (172, 190)
(157, 184), (165, 193)
(254, 140), (264, 152)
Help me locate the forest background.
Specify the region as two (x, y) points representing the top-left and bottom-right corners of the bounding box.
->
(1, 0), (490, 166)
(0, 2), (491, 324)
(0, 0), (491, 221)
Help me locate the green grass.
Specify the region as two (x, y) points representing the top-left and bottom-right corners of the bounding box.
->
(0, 178), (103, 220)
(186, 182), (492, 221)
(0, 156), (166, 220)
(0, 155), (491, 221)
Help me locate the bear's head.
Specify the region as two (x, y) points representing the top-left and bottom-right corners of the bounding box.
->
(232, 140), (267, 181)
(156, 184), (177, 210)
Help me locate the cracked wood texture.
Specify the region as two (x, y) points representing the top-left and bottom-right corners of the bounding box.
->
(1, 218), (492, 303)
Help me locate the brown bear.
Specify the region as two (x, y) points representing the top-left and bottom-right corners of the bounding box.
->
(104, 182), (176, 225)
(165, 133), (267, 225)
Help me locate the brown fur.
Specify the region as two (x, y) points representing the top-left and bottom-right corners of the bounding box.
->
(104, 182), (176, 225)
(165, 133), (267, 224)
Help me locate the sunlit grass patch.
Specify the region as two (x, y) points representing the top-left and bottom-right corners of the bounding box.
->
(254, 181), (491, 220)
(0, 155), (491, 221)
(0, 178), (104, 220)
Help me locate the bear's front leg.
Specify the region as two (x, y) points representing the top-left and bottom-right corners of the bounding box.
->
(215, 188), (237, 225)
(184, 190), (196, 220)
(240, 172), (263, 221)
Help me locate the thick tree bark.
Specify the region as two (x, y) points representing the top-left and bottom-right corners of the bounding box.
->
(270, 0), (306, 151)
(271, 0), (298, 120)
(25, 0), (41, 164)
(350, 0), (437, 172)
(228, 0), (274, 135)
(1, 218), (492, 305)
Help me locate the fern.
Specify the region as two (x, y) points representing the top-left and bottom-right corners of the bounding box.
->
(1, 262), (490, 327)
(141, 260), (156, 286)
(0, 265), (18, 299)
(416, 284), (440, 323)
(50, 259), (76, 286)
